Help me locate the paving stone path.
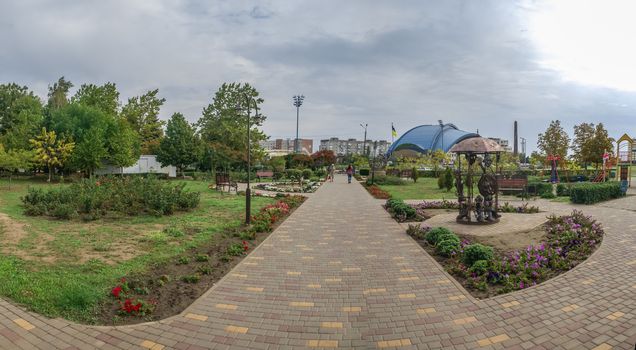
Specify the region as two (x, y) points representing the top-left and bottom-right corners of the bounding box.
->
(0, 176), (634, 349)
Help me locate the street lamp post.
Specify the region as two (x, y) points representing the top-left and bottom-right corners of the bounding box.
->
(360, 123), (368, 156)
(293, 95), (305, 153)
(236, 95), (261, 225)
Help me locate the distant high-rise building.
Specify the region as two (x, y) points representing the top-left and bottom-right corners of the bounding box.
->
(319, 138), (391, 156)
(488, 137), (512, 152)
(259, 138), (313, 155)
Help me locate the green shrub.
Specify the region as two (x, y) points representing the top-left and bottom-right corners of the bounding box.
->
(227, 243), (244, 256)
(436, 239), (460, 257)
(314, 168), (327, 178)
(21, 176), (200, 220)
(385, 198), (416, 221)
(411, 167), (419, 183)
(181, 275), (200, 283)
(540, 191), (556, 199)
(301, 169), (313, 179)
(359, 168), (370, 176)
(425, 227), (453, 245)
(444, 167), (454, 192)
(194, 254), (209, 262)
(436, 233), (460, 245)
(569, 182), (624, 204)
(527, 182), (552, 196)
(196, 266), (212, 275)
(469, 260), (490, 275)
(285, 169), (303, 182)
(556, 183), (572, 197)
(177, 256), (190, 265)
(462, 244), (494, 267)
(163, 227), (184, 238)
(437, 173), (445, 189)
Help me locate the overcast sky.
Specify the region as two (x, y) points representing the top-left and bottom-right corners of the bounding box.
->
(2, 0), (636, 153)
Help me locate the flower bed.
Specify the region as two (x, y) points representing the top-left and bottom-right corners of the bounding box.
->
(254, 181), (322, 193)
(101, 194), (305, 324)
(406, 210), (604, 298)
(364, 184), (391, 199)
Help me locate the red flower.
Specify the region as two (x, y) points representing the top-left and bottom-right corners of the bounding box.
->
(120, 277), (126, 283)
(242, 241), (249, 251)
(111, 286), (122, 298)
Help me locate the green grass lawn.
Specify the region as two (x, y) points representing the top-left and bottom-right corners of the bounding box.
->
(0, 178), (275, 323)
(377, 178), (459, 200)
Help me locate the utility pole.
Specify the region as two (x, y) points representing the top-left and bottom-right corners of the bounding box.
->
(360, 123), (368, 156)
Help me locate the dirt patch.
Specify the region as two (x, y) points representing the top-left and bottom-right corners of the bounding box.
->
(0, 212), (29, 245)
(458, 225), (547, 253)
(95, 196), (306, 326)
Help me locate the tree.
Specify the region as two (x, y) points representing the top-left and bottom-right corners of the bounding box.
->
(572, 122), (595, 167)
(310, 150), (337, 169)
(290, 154), (313, 168)
(30, 128), (74, 182)
(71, 82), (120, 117)
(0, 83), (44, 150)
(121, 89), (166, 154)
(47, 77), (73, 111)
(157, 113), (200, 177)
(107, 120), (141, 173)
(0, 144), (34, 185)
(269, 156), (286, 173)
(72, 128), (108, 177)
(197, 83), (267, 170)
(537, 120), (570, 160)
(589, 123), (614, 169)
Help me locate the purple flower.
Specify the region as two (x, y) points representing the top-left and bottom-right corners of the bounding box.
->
(519, 281), (524, 289)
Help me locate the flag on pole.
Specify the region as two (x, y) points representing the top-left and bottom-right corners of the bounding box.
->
(391, 123), (397, 138)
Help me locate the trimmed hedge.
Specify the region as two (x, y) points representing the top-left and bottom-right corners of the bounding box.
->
(462, 244), (494, 267)
(385, 198), (416, 221)
(569, 182), (624, 204)
(359, 168), (370, 176)
(424, 227), (453, 245)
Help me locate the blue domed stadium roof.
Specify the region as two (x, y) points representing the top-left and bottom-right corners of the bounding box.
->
(387, 124), (478, 155)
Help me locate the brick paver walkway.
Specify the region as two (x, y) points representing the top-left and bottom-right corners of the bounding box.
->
(0, 176), (634, 349)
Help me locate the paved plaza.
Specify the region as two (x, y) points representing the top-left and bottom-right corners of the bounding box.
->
(0, 175), (634, 349)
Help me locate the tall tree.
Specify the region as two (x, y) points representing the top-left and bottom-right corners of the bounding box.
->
(71, 82), (120, 116)
(311, 150), (336, 169)
(30, 128), (74, 182)
(157, 113), (200, 177)
(537, 120), (570, 160)
(0, 83), (44, 150)
(107, 120), (141, 173)
(47, 76), (73, 111)
(197, 83), (267, 170)
(589, 123), (614, 169)
(120, 89), (166, 154)
(572, 122), (595, 166)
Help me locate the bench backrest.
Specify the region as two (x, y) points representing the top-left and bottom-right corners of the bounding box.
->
(497, 178), (528, 187)
(256, 170), (274, 177)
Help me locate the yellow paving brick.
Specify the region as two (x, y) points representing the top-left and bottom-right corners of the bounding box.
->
(290, 301), (314, 307)
(246, 287), (264, 292)
(581, 279), (594, 285)
(307, 340), (338, 348)
(400, 268), (414, 272)
(225, 325), (248, 334)
(365, 254), (377, 258)
(398, 276), (419, 281)
(295, 244), (307, 247)
(477, 334), (509, 347)
(243, 262), (258, 266)
(13, 318), (35, 331)
(606, 311), (624, 320)
(287, 271), (302, 276)
(279, 250), (292, 253)
(591, 344), (612, 350)
(321, 322), (343, 328)
(307, 284), (321, 288)
(250, 256), (264, 260)
(561, 304), (580, 312)
(417, 307), (436, 314)
(329, 261), (342, 265)
(398, 293), (416, 299)
(448, 295), (466, 301)
(184, 313), (208, 321)
(302, 248), (314, 251)
(141, 340), (164, 349)
(342, 306), (362, 312)
(216, 303), (238, 310)
(501, 300), (521, 308)
(377, 338), (412, 348)
(363, 288), (387, 294)
(627, 259), (636, 265)
(325, 278), (342, 283)
(342, 267), (361, 272)
(232, 273), (247, 278)
(435, 279), (451, 284)
(454, 316), (477, 325)
(302, 256), (314, 260)
(392, 256), (405, 260)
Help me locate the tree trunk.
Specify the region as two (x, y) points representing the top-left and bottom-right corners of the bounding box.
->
(48, 165), (52, 182)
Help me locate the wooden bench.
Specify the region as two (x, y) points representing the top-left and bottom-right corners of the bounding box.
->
(214, 173), (238, 192)
(497, 177), (528, 196)
(256, 170), (274, 181)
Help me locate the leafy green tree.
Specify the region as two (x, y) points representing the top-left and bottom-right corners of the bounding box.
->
(107, 120), (141, 173)
(30, 128), (74, 182)
(157, 113), (200, 177)
(71, 82), (120, 116)
(269, 156), (286, 173)
(589, 123), (614, 169)
(0, 83), (44, 150)
(120, 89), (166, 154)
(444, 167), (453, 191)
(537, 120), (570, 160)
(572, 122), (595, 167)
(47, 76), (73, 111)
(311, 150), (337, 169)
(197, 83), (267, 170)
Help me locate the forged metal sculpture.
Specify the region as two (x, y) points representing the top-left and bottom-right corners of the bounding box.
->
(449, 137), (504, 224)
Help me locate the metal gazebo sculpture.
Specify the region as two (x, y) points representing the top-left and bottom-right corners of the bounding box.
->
(449, 137), (504, 224)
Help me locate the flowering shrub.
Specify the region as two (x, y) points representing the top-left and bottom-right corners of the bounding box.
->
(499, 202), (540, 213)
(23, 176), (200, 220)
(365, 185), (391, 199)
(249, 195), (303, 233)
(385, 199), (417, 222)
(406, 224), (430, 240)
(421, 210), (604, 296)
(414, 200), (460, 210)
(109, 278), (156, 316)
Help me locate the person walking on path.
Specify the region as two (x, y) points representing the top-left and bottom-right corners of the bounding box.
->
(346, 164), (354, 183)
(328, 164), (335, 182)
